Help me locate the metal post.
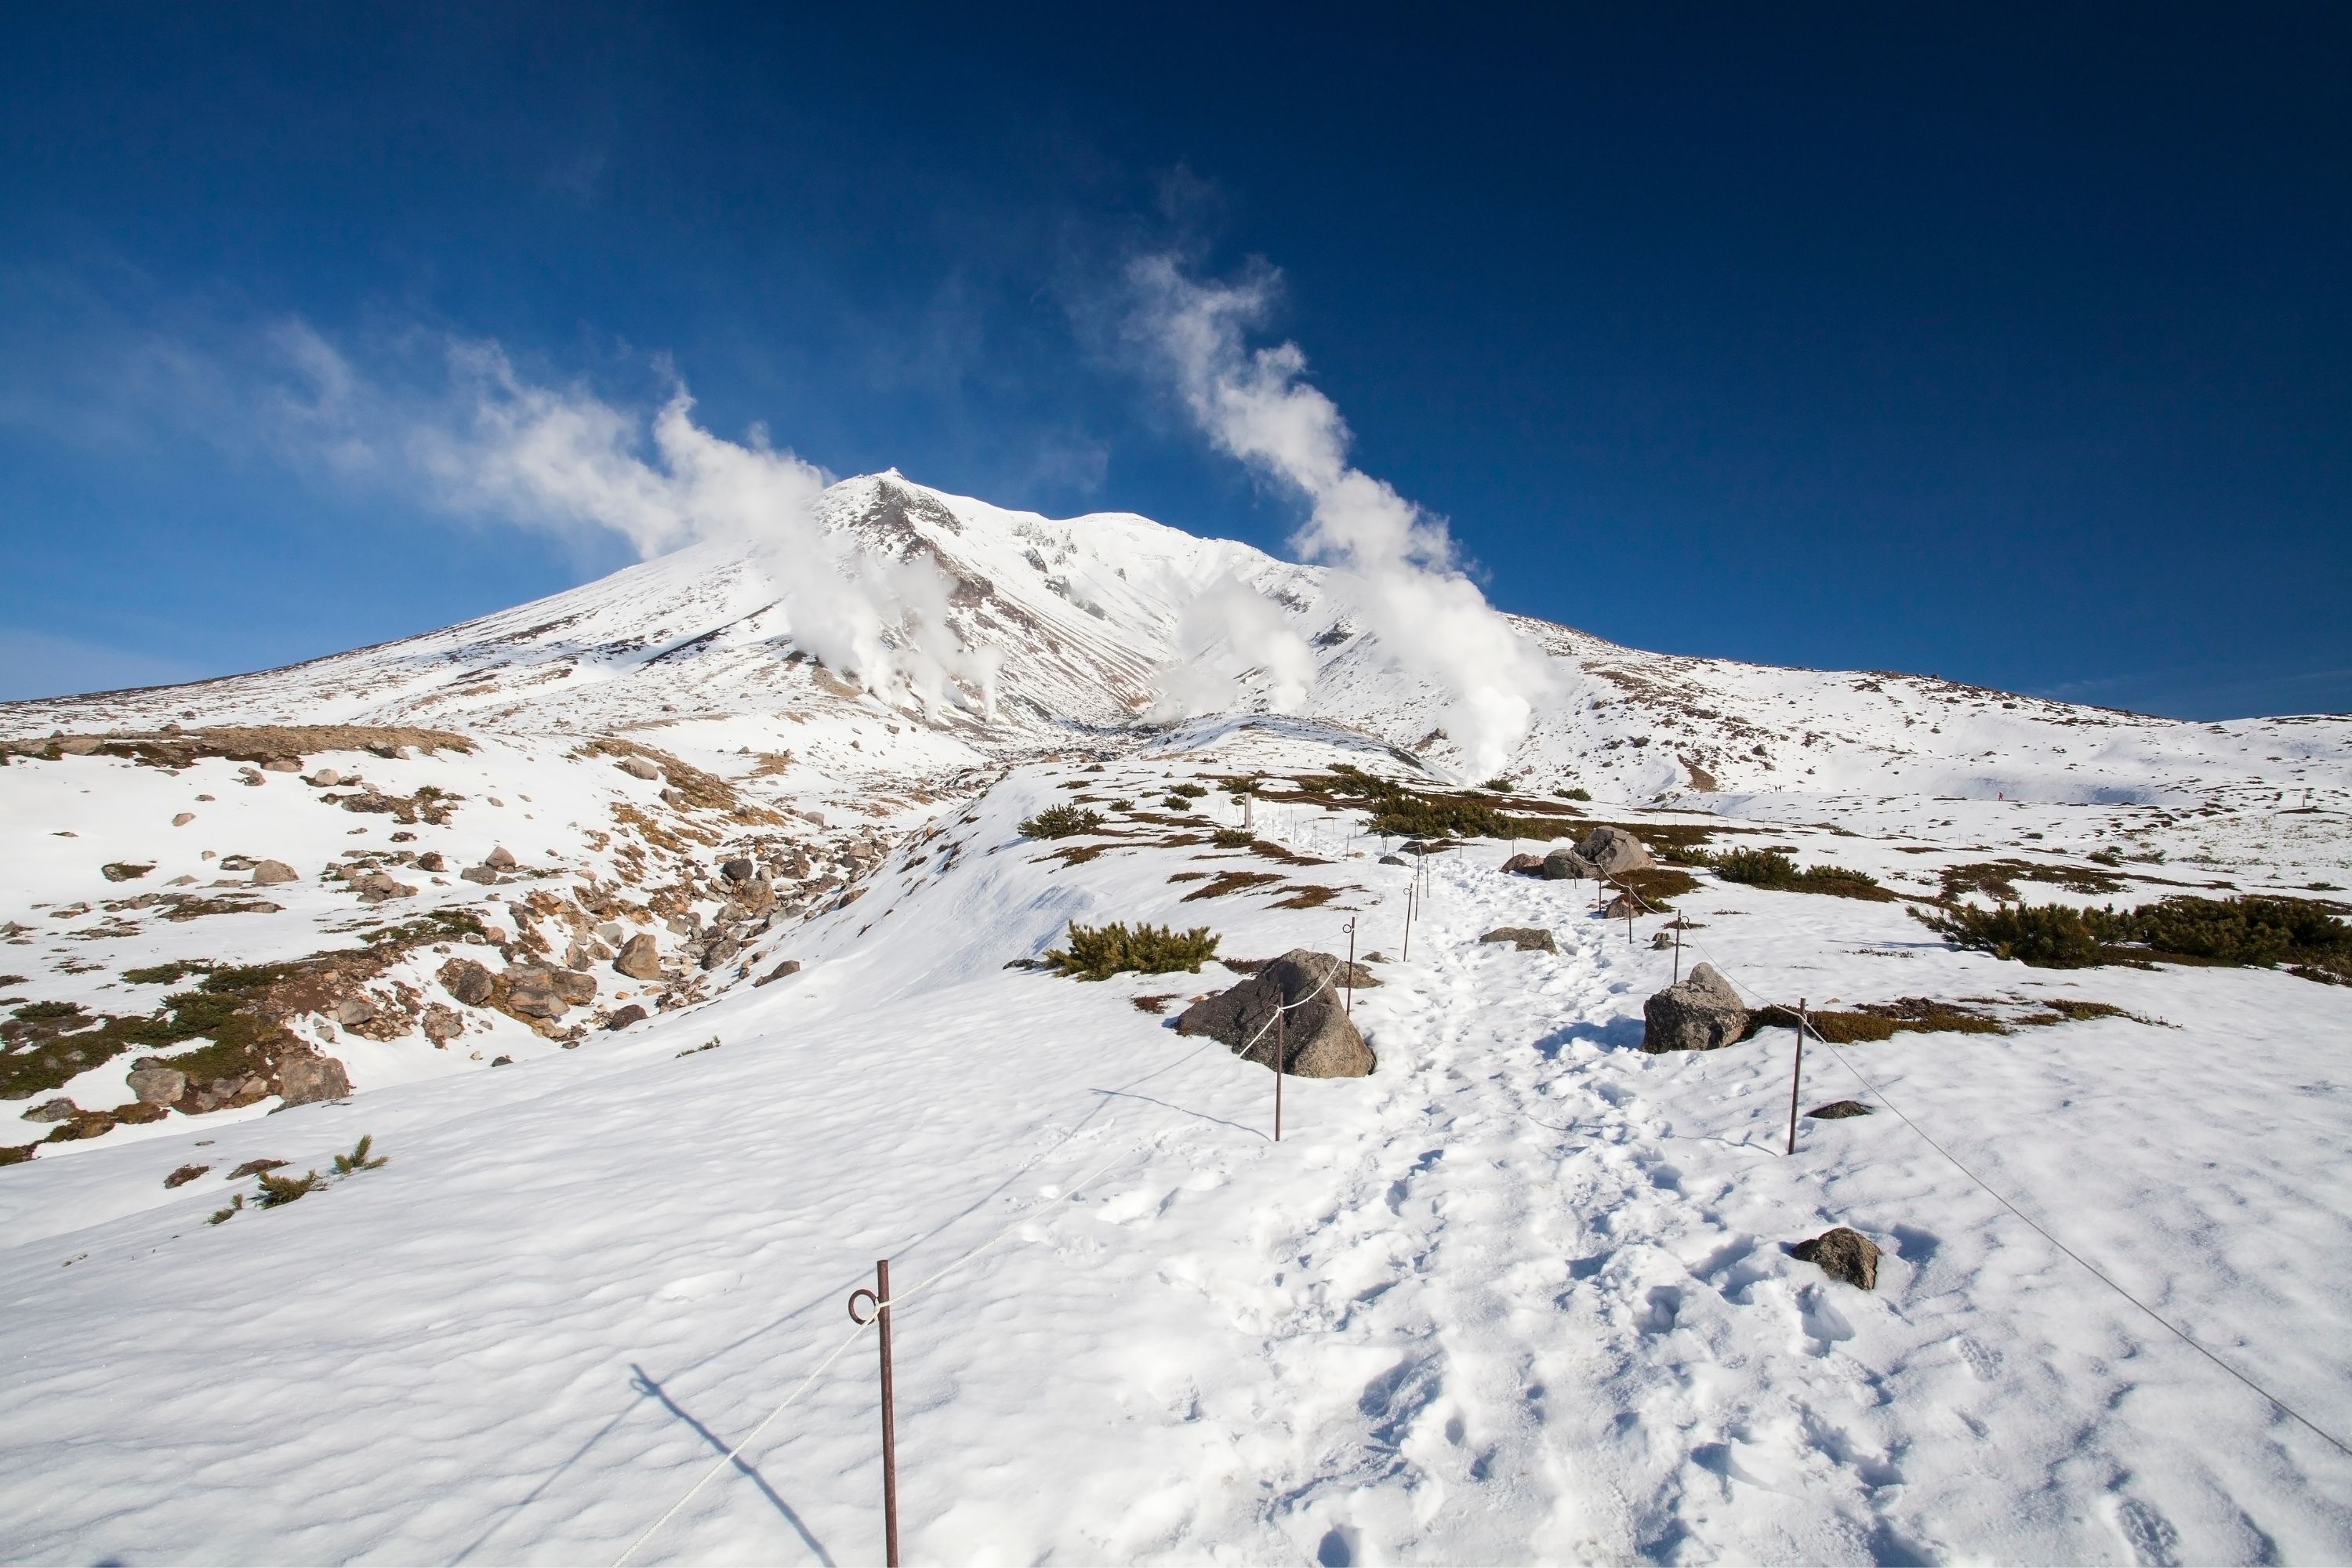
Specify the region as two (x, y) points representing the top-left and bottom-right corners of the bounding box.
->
(1345, 918), (1358, 1017)
(1273, 1004), (1286, 1142)
(1784, 1000), (1806, 1156)
(846, 1261), (900, 1566)
(1402, 877), (1414, 961)
(1672, 920), (1682, 985)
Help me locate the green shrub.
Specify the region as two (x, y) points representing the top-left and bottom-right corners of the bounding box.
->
(1171, 782), (1207, 799)
(122, 960), (213, 985)
(1916, 902), (2107, 966)
(1922, 894), (2352, 975)
(1019, 804), (1105, 839)
(1044, 921), (1221, 981)
(332, 1135), (387, 1175)
(1483, 776), (1515, 793)
(1161, 797), (1192, 811)
(254, 1168), (321, 1208)
(1704, 849), (1893, 901)
(1210, 828), (1255, 848)
(10, 1000), (82, 1022)
(1559, 787), (1592, 802)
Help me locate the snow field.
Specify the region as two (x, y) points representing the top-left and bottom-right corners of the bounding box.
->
(5, 735), (2350, 1564)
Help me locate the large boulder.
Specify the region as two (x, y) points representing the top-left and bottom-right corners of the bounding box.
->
(1575, 826), (1653, 877)
(276, 1052), (352, 1106)
(1541, 844), (1599, 880)
(614, 933), (662, 980)
(1791, 1227), (1881, 1290)
(249, 859), (300, 885)
(437, 957), (495, 1007)
(1640, 963), (1751, 1053)
(127, 1065), (187, 1106)
(1500, 853), (1544, 875)
(1479, 926), (1559, 953)
(1174, 949), (1376, 1078)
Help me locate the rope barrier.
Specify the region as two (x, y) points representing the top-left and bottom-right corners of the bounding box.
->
(1630, 881), (2352, 1461)
(608, 955), (1350, 1563)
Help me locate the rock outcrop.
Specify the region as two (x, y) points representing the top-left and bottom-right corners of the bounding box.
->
(1174, 949), (1376, 1078)
(1479, 926), (1559, 953)
(276, 1052), (352, 1106)
(1640, 963), (1751, 1053)
(437, 957), (495, 1006)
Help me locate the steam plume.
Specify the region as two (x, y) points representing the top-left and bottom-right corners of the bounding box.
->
(1131, 256), (1552, 779)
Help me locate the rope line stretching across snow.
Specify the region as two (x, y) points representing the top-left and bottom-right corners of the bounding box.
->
(610, 964), (1346, 1564)
(1664, 924), (2352, 1463)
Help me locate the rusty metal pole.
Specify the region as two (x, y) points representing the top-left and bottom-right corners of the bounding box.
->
(846, 1262), (901, 1566)
(1345, 918), (1357, 1017)
(1402, 878), (1414, 961)
(1672, 920), (1682, 985)
(1784, 1000), (1806, 1156)
(1274, 1004), (1286, 1142)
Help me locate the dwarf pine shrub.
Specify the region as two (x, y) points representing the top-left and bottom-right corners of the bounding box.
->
(1705, 849), (1893, 901)
(1019, 804), (1104, 839)
(1044, 921), (1220, 981)
(1210, 827), (1255, 848)
(332, 1135), (388, 1175)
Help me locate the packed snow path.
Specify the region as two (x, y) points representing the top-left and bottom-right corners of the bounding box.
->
(2, 764), (2349, 1563)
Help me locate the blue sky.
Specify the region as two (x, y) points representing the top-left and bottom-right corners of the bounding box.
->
(1, 3), (2346, 718)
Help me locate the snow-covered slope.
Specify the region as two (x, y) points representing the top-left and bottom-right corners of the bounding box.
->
(3, 474), (2350, 1563)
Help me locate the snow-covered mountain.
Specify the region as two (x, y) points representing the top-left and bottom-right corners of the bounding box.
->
(5, 474), (2350, 1563)
(13, 471), (2348, 815)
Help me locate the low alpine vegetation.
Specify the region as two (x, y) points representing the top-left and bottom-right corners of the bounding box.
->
(1922, 894), (2352, 980)
(1019, 804), (1104, 839)
(1044, 921), (1220, 981)
(1701, 848), (1894, 901)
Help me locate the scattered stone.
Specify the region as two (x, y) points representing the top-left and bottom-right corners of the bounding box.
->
(437, 957), (495, 1006)
(550, 968), (597, 1007)
(249, 859), (299, 885)
(276, 1052), (352, 1105)
(484, 846), (517, 870)
(699, 935), (740, 971)
(116, 1102), (169, 1125)
(1500, 852), (1544, 875)
(720, 857), (757, 883)
(754, 959), (802, 986)
(490, 1054), (514, 1067)
(1790, 1227), (1881, 1290)
(1640, 963), (1751, 1053)
(615, 933), (662, 980)
(416, 851), (447, 872)
(618, 756), (662, 781)
(306, 768), (341, 786)
(459, 866), (500, 885)
(335, 996), (377, 1026)
(499, 965), (569, 1019)
(45, 1112), (116, 1142)
(127, 1066), (188, 1106)
(166, 874), (198, 886)
(173, 812), (196, 826)
(1379, 854), (1409, 866)
(164, 1163), (210, 1189)
(261, 757), (303, 773)
(101, 862), (155, 881)
(1650, 930), (1675, 949)
(1175, 949), (1377, 1078)
(605, 1004), (648, 1029)
(1479, 926), (1559, 953)
(350, 872), (417, 903)
(20, 1097), (80, 1123)
(421, 1003), (464, 1046)
(1807, 1100), (1874, 1120)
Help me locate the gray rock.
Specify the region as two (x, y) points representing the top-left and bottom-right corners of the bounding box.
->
(459, 865), (500, 885)
(699, 935), (740, 971)
(755, 958), (802, 986)
(352, 872), (417, 903)
(1790, 1226), (1881, 1290)
(276, 1053), (351, 1105)
(20, 1097), (80, 1123)
(249, 859), (299, 885)
(605, 1004), (648, 1029)
(1807, 1100), (1874, 1120)
(484, 846), (517, 870)
(720, 857), (757, 883)
(615, 933), (662, 980)
(421, 1004), (464, 1045)
(1379, 854), (1410, 867)
(618, 756), (662, 781)
(437, 957), (495, 1007)
(1640, 963), (1751, 1053)
(128, 1066), (187, 1106)
(1500, 853), (1544, 875)
(307, 768), (341, 786)
(1541, 844), (1599, 880)
(261, 756), (302, 773)
(1479, 926), (1559, 953)
(1175, 949), (1376, 1078)
(335, 996), (377, 1026)
(1575, 826), (1653, 876)
(550, 968), (597, 1007)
